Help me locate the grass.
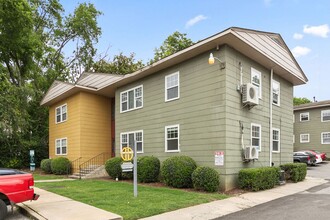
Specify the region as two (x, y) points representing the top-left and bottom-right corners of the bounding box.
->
(33, 173), (67, 181)
(36, 179), (228, 220)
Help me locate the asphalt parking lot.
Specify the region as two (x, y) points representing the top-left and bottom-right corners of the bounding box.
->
(307, 161), (330, 179)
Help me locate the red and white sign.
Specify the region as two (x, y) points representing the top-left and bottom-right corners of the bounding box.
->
(215, 151), (224, 166)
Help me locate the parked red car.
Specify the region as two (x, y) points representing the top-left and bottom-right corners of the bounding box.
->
(311, 150), (327, 161)
(304, 150), (323, 164)
(0, 169), (39, 220)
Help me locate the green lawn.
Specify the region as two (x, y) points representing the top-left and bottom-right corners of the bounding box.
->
(36, 179), (228, 220)
(33, 173), (68, 181)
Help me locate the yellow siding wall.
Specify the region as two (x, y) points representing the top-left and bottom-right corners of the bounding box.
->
(49, 92), (112, 162)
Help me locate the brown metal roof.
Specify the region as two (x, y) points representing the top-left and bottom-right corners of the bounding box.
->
(294, 100), (330, 111)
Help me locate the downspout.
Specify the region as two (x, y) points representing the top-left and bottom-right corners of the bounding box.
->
(269, 69), (273, 167)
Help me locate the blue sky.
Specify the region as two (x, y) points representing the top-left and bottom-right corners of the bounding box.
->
(61, 0), (330, 101)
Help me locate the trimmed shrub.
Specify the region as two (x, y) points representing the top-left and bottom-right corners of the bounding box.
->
(137, 156), (160, 183)
(51, 157), (71, 175)
(40, 159), (52, 174)
(238, 166), (280, 191)
(161, 156), (197, 188)
(192, 166), (220, 192)
(105, 157), (122, 180)
(280, 163), (307, 182)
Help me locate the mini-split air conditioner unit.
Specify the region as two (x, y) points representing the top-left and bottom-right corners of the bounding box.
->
(245, 146), (259, 160)
(242, 83), (259, 106)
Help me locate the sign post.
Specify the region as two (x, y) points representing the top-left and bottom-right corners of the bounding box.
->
(29, 150), (35, 171)
(120, 144), (138, 197)
(133, 140), (138, 197)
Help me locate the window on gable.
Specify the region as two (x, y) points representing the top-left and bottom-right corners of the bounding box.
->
(120, 131), (143, 153)
(251, 123), (261, 151)
(165, 125), (179, 152)
(120, 85), (143, 113)
(251, 68), (262, 99)
(55, 138), (67, 155)
(55, 104), (67, 124)
(272, 80), (280, 106)
(300, 112), (309, 122)
(321, 132), (330, 144)
(272, 128), (280, 152)
(165, 72), (179, 102)
(321, 110), (330, 122)
(300, 134), (309, 143)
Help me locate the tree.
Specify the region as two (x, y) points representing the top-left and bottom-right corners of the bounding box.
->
(93, 52), (144, 74)
(0, 0), (102, 168)
(150, 31), (194, 63)
(293, 97), (311, 106)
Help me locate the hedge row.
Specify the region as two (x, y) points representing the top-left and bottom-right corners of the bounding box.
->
(280, 163), (307, 182)
(40, 157), (71, 175)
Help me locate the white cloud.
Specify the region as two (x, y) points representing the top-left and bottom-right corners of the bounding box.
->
(303, 24), (330, 38)
(293, 33), (303, 40)
(185, 15), (207, 29)
(291, 46), (311, 57)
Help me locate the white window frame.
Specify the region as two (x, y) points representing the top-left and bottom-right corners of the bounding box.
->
(251, 123), (261, 152)
(272, 80), (280, 106)
(272, 128), (280, 153)
(120, 85), (143, 113)
(120, 130), (143, 153)
(321, 132), (330, 144)
(165, 124), (180, 152)
(165, 72), (180, 102)
(300, 112), (309, 122)
(55, 104), (67, 124)
(55, 138), (67, 155)
(321, 110), (330, 122)
(251, 68), (262, 99)
(300, 134), (310, 143)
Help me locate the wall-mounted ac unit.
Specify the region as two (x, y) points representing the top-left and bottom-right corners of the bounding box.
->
(242, 83), (259, 105)
(245, 146), (259, 160)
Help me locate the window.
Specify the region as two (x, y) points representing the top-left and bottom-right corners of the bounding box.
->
(55, 104), (67, 123)
(165, 125), (179, 152)
(300, 134), (310, 143)
(300, 112), (309, 122)
(272, 128), (280, 152)
(272, 80), (280, 106)
(321, 132), (330, 144)
(120, 131), (143, 153)
(120, 85), (143, 113)
(251, 68), (262, 99)
(165, 72), (179, 101)
(55, 138), (67, 155)
(251, 123), (261, 151)
(321, 110), (330, 122)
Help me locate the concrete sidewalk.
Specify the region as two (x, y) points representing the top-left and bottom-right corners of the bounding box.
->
(17, 187), (122, 220)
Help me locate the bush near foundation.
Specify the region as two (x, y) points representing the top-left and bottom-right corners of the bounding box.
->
(161, 156), (197, 188)
(192, 166), (220, 192)
(238, 166), (280, 191)
(137, 156), (160, 183)
(280, 163), (307, 183)
(105, 157), (123, 180)
(40, 159), (52, 174)
(51, 157), (71, 175)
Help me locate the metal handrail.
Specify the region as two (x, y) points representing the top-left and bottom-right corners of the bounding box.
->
(78, 152), (111, 179)
(70, 157), (82, 175)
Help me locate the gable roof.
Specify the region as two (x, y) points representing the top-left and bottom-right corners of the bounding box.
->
(41, 27), (308, 106)
(294, 100), (330, 111)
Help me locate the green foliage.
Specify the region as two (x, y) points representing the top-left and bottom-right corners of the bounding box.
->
(192, 166), (220, 192)
(161, 156), (197, 188)
(6, 158), (23, 169)
(280, 163), (307, 182)
(137, 156), (160, 183)
(293, 97), (311, 106)
(150, 31), (194, 63)
(40, 159), (52, 174)
(238, 167), (280, 191)
(51, 157), (71, 175)
(105, 157), (123, 179)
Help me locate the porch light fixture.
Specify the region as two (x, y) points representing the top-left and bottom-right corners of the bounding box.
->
(208, 53), (226, 69)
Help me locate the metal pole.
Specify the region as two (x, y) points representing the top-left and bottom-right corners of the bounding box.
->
(133, 139), (138, 197)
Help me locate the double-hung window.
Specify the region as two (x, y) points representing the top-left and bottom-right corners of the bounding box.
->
(251, 68), (262, 99)
(55, 138), (67, 155)
(120, 85), (143, 113)
(165, 72), (179, 101)
(120, 131), (143, 153)
(321, 132), (330, 144)
(251, 123), (261, 152)
(272, 128), (280, 152)
(321, 110), (330, 122)
(55, 104), (67, 123)
(300, 134), (310, 143)
(165, 125), (179, 152)
(272, 80), (280, 106)
(300, 112), (309, 122)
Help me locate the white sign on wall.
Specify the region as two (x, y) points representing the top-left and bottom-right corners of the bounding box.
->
(215, 151), (224, 166)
